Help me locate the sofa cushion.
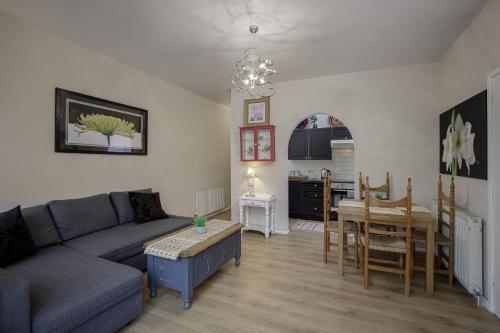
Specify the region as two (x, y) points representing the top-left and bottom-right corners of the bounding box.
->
(6, 245), (142, 333)
(63, 217), (191, 262)
(21, 205), (61, 248)
(48, 194), (118, 241)
(109, 188), (152, 224)
(0, 206), (38, 267)
(129, 192), (168, 224)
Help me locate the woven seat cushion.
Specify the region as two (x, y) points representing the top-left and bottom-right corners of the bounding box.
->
(361, 234), (406, 253)
(412, 229), (450, 244)
(326, 221), (357, 234)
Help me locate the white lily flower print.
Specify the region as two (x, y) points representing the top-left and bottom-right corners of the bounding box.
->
(442, 125), (454, 172)
(458, 119), (476, 174)
(442, 111), (476, 176)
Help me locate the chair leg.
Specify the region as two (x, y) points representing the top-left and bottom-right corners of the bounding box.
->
(399, 253), (404, 280)
(327, 231), (330, 253)
(437, 243), (442, 270)
(355, 224), (359, 269)
(404, 250), (411, 296)
(448, 244), (454, 286)
(323, 230), (328, 264)
(363, 242), (369, 289)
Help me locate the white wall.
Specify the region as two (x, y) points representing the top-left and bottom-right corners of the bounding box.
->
(440, 0), (500, 310)
(0, 12), (231, 216)
(231, 63), (442, 233)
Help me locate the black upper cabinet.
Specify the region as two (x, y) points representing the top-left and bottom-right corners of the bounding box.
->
(288, 128), (332, 160)
(288, 129), (308, 160)
(309, 128), (332, 160)
(332, 127), (352, 140)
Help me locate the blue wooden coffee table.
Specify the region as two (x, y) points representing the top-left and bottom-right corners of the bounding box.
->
(145, 222), (242, 309)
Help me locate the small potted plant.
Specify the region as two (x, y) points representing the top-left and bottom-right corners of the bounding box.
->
(374, 193), (384, 200)
(193, 215), (207, 234)
(310, 114), (318, 128)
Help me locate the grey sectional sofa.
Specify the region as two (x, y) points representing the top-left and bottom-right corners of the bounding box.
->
(0, 190), (192, 333)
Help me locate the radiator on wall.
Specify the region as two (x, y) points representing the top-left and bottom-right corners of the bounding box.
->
(195, 185), (225, 217)
(431, 200), (483, 296)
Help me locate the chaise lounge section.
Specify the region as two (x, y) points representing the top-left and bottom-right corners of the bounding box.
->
(0, 189), (192, 333)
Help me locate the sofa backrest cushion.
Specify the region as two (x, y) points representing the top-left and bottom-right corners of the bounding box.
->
(21, 204), (61, 248)
(48, 194), (118, 241)
(109, 188), (152, 224)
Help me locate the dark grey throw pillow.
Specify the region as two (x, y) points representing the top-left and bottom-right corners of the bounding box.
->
(128, 192), (168, 224)
(21, 205), (61, 248)
(0, 206), (38, 267)
(109, 188), (152, 224)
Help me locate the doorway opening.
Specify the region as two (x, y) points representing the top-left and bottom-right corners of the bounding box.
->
(287, 113), (354, 232)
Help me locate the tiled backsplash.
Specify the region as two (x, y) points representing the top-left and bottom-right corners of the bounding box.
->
(287, 147), (354, 181)
(332, 148), (354, 181)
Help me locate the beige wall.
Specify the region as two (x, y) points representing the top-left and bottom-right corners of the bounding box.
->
(440, 0), (500, 308)
(231, 63), (442, 233)
(0, 12), (231, 215)
(230, 0), (500, 306)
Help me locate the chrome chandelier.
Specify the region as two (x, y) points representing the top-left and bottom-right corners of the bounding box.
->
(231, 25), (276, 97)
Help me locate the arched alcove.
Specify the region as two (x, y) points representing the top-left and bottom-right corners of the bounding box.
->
(287, 113), (355, 229)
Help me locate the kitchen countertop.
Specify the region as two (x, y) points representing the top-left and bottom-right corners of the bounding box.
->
(288, 178), (354, 183)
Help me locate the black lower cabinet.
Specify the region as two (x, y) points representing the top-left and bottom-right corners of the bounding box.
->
(289, 180), (328, 221)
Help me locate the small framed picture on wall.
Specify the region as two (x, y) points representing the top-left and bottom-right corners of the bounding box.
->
(244, 97), (270, 126)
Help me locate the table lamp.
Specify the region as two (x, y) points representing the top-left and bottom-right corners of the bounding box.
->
(246, 167), (256, 197)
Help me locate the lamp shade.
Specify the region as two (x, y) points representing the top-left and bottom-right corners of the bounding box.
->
(246, 167), (256, 178)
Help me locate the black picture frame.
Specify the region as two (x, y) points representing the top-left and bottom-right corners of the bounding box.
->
(439, 90), (487, 180)
(55, 88), (148, 155)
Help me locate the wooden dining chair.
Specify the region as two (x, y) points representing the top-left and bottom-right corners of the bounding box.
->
(359, 172), (390, 200)
(360, 177), (413, 296)
(413, 176), (455, 285)
(323, 170), (359, 267)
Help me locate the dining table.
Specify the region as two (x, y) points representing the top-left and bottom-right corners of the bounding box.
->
(337, 199), (437, 295)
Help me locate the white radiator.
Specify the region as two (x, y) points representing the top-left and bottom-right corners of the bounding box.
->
(195, 185), (225, 217)
(431, 200), (483, 296)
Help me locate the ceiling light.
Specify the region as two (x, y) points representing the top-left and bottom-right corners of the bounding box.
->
(231, 25), (276, 98)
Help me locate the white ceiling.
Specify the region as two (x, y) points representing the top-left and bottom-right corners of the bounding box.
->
(0, 0), (488, 105)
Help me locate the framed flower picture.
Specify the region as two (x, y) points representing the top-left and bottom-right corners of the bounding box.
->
(439, 90), (487, 180)
(244, 97), (270, 126)
(55, 88), (148, 155)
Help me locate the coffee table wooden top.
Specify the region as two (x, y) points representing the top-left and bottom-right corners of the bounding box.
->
(144, 220), (243, 258)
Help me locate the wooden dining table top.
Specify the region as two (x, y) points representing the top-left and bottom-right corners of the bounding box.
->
(338, 199), (436, 226)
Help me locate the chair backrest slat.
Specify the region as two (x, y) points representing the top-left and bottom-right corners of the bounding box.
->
(359, 172), (390, 200)
(364, 177), (412, 240)
(437, 175), (455, 236)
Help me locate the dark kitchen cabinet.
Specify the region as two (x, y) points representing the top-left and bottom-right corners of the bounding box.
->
(288, 128), (332, 160)
(288, 180), (327, 221)
(288, 180), (301, 215)
(331, 127), (352, 140)
(288, 129), (308, 160)
(309, 128), (332, 160)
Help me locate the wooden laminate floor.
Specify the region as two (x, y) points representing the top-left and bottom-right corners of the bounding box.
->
(123, 216), (499, 333)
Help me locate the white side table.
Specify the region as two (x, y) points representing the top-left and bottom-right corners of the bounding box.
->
(239, 192), (276, 238)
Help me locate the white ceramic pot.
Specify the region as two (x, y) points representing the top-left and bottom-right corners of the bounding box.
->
(196, 226), (206, 234)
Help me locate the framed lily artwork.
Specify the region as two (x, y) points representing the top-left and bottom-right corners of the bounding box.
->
(440, 90), (487, 180)
(55, 88), (148, 155)
(244, 97), (270, 126)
